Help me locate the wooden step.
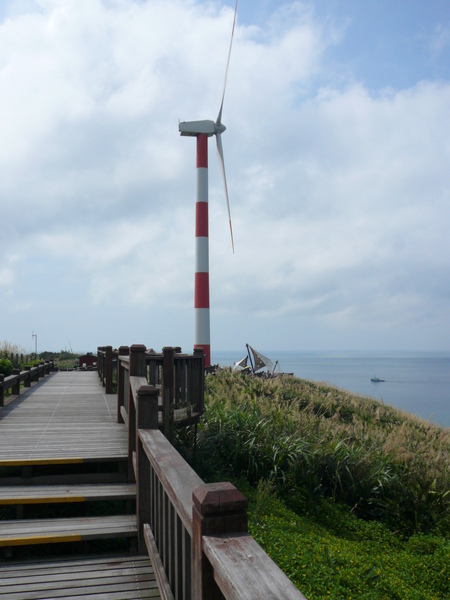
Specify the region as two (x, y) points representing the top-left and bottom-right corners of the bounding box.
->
(0, 456), (127, 467)
(0, 483), (136, 506)
(0, 514), (137, 548)
(0, 554), (160, 599)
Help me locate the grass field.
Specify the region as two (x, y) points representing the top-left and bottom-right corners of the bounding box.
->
(176, 370), (450, 599)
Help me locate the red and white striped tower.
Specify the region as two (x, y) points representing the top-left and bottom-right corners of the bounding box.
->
(179, 1), (238, 369)
(194, 133), (211, 366)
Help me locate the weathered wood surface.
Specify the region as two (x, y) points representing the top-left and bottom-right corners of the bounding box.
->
(0, 371), (127, 462)
(139, 429), (202, 598)
(0, 514), (137, 547)
(139, 429), (203, 537)
(0, 554), (161, 599)
(144, 524), (175, 600)
(202, 534), (308, 600)
(0, 370), (163, 599)
(0, 483), (136, 505)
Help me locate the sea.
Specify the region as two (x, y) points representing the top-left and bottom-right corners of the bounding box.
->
(210, 350), (450, 429)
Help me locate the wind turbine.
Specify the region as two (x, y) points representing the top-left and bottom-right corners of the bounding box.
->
(179, 1), (237, 368)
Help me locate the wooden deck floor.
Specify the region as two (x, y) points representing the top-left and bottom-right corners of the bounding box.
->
(0, 371), (127, 463)
(0, 554), (160, 598)
(0, 371), (161, 600)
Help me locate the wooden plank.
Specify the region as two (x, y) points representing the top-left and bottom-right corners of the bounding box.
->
(1, 570), (157, 593)
(0, 554), (150, 575)
(3, 587), (160, 600)
(144, 523), (175, 600)
(0, 515), (137, 547)
(203, 534), (307, 600)
(0, 555), (161, 599)
(120, 405), (129, 426)
(0, 484), (136, 505)
(0, 458), (85, 467)
(1, 564), (154, 586)
(139, 429), (203, 536)
(0, 371), (128, 462)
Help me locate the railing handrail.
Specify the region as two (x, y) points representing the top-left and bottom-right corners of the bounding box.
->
(0, 361), (54, 407)
(139, 428), (203, 537)
(114, 342), (306, 600)
(136, 409), (306, 599)
(201, 533), (304, 600)
(104, 344), (205, 439)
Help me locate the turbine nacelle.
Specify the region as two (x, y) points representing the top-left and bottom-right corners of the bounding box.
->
(179, 119), (226, 137)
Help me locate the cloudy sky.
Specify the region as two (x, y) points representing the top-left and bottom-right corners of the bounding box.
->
(1, 0), (449, 357)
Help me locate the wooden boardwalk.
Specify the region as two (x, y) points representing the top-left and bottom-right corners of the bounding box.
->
(0, 371), (161, 600)
(1, 356), (305, 599)
(0, 371), (127, 463)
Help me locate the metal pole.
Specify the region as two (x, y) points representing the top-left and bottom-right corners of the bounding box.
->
(246, 344), (255, 373)
(32, 332), (37, 360)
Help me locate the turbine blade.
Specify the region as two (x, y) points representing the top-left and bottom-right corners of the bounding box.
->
(216, 132), (235, 253)
(216, 0), (238, 126)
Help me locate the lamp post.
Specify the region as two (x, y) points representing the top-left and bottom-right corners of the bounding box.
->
(32, 332), (37, 360)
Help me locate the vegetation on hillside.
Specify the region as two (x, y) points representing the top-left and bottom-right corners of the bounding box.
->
(40, 350), (81, 370)
(0, 340), (86, 371)
(0, 358), (14, 376)
(243, 479), (449, 600)
(193, 371), (449, 535)
(176, 370), (449, 599)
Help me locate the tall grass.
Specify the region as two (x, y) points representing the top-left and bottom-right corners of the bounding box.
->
(188, 370), (449, 536)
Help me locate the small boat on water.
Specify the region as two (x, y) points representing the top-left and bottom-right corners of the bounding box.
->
(371, 376), (385, 382)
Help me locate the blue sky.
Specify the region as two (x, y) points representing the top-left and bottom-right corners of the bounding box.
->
(1, 0), (449, 356)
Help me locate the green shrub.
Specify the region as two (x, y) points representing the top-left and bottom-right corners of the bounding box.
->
(243, 483), (449, 600)
(0, 357), (13, 376)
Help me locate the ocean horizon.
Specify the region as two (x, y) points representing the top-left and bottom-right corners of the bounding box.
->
(211, 350), (450, 429)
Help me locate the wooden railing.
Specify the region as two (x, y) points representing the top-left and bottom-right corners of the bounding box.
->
(97, 345), (114, 393)
(103, 343), (306, 600)
(1, 352), (36, 368)
(99, 345), (205, 438)
(0, 361), (54, 407)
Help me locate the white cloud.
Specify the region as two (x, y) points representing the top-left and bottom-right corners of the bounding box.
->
(1, 0), (449, 351)
(429, 24), (450, 55)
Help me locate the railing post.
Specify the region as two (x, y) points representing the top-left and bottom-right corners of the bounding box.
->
(136, 384), (159, 553)
(162, 347), (175, 438)
(105, 345), (113, 394)
(128, 344), (147, 482)
(97, 347), (103, 381)
(192, 482), (248, 600)
(24, 366), (32, 388)
(0, 374), (4, 407)
(12, 369), (20, 396)
(147, 350), (158, 386)
(117, 346), (129, 424)
(193, 348), (205, 414)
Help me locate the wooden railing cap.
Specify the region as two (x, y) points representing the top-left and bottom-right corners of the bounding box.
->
(130, 344), (147, 352)
(137, 385), (158, 396)
(193, 482), (248, 516)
